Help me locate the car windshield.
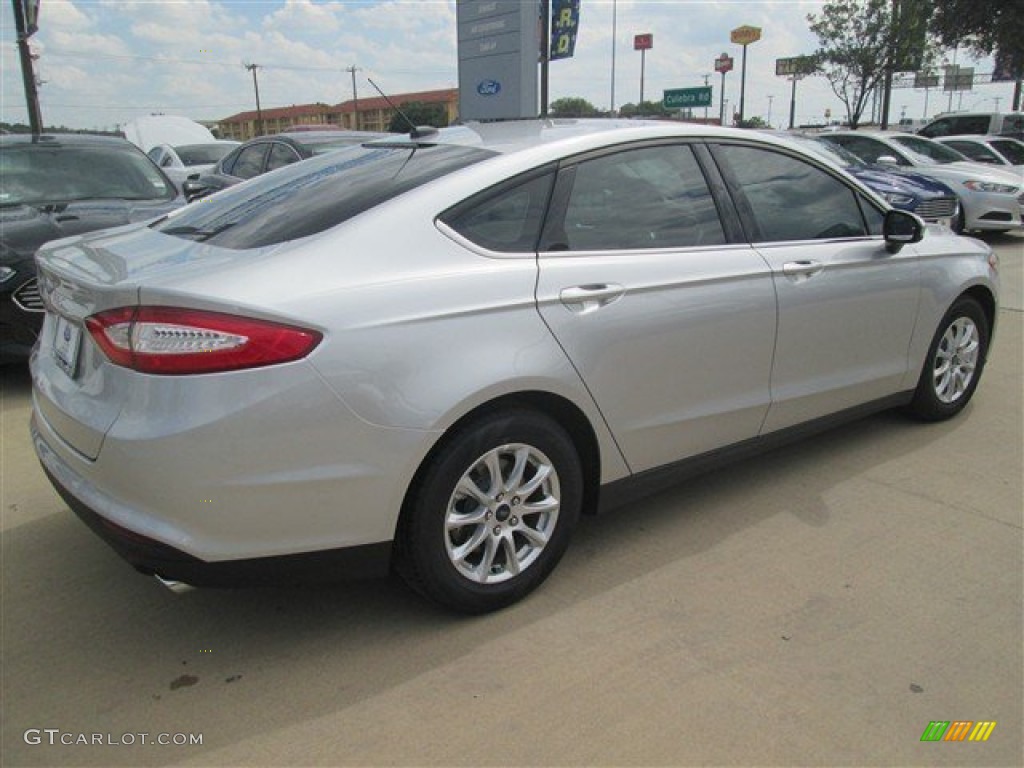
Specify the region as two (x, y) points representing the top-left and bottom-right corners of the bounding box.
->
(153, 142), (494, 249)
(0, 142), (176, 206)
(790, 136), (865, 168)
(891, 135), (967, 165)
(174, 143), (237, 166)
(991, 139), (1024, 165)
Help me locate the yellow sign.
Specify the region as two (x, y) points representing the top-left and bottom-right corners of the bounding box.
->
(730, 25), (762, 46)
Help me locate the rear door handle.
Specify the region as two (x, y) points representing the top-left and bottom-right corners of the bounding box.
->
(559, 284), (625, 314)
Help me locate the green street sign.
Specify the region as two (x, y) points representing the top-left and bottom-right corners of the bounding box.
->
(663, 87), (712, 109)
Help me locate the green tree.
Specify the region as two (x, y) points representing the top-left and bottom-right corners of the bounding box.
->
(618, 101), (671, 118)
(808, 0), (934, 128)
(737, 116), (770, 129)
(929, 0), (1024, 110)
(387, 101), (448, 133)
(549, 97), (600, 117)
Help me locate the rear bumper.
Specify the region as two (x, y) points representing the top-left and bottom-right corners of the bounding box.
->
(33, 421), (393, 588)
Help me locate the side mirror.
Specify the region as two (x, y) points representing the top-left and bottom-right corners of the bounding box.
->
(182, 178), (211, 203)
(876, 155), (900, 166)
(883, 209), (924, 253)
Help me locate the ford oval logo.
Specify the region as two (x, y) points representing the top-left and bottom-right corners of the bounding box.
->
(477, 80), (501, 96)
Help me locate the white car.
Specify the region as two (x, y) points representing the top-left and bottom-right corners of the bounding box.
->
(146, 141), (239, 191)
(934, 135), (1024, 173)
(822, 131), (1023, 233)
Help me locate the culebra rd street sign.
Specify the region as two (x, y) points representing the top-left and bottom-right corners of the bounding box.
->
(664, 87), (712, 109)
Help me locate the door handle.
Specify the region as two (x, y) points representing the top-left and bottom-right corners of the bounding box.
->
(782, 260), (824, 280)
(559, 284), (625, 314)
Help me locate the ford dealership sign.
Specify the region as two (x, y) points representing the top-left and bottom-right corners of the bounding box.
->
(477, 80), (501, 96)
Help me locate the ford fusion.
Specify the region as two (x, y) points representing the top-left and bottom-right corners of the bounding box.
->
(30, 120), (999, 613)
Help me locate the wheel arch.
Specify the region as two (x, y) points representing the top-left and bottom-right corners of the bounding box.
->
(961, 284), (997, 350)
(395, 391), (603, 554)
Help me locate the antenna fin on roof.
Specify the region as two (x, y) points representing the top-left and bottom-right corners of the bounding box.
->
(366, 78), (438, 140)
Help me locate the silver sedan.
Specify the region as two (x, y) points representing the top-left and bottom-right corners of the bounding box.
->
(30, 120), (1000, 613)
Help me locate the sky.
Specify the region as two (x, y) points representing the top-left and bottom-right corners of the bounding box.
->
(0, 0), (1014, 133)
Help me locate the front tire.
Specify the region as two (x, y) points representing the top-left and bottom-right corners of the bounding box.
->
(397, 410), (582, 614)
(906, 297), (989, 421)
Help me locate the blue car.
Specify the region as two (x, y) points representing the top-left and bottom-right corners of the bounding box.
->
(778, 133), (960, 228)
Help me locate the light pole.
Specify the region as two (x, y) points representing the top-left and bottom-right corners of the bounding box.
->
(610, 0), (617, 114)
(767, 94), (774, 127)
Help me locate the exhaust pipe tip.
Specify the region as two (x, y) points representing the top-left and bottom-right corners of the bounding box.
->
(155, 574), (195, 594)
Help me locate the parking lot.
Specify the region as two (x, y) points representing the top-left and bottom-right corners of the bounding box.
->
(2, 232), (1021, 767)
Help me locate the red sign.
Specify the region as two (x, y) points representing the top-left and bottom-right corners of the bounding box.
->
(714, 54), (734, 74)
(634, 33), (653, 51)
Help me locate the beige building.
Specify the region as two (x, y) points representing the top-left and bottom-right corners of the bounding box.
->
(217, 88), (459, 140)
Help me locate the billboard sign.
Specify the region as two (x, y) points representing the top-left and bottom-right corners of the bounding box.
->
(456, 0), (539, 120)
(775, 56), (816, 77)
(634, 33), (653, 51)
(714, 53), (734, 73)
(730, 26), (761, 46)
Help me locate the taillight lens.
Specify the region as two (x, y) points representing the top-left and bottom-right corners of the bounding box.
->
(85, 307), (321, 374)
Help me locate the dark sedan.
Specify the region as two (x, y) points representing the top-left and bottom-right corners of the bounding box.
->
(182, 130), (389, 201)
(1, 134), (182, 363)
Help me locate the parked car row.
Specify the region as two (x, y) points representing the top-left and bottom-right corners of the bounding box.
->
(25, 119), (999, 613)
(818, 131), (1023, 234)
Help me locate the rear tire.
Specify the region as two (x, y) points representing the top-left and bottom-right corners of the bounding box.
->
(906, 297), (989, 421)
(396, 409), (582, 614)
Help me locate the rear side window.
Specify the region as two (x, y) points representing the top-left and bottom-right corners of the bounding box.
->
(153, 144), (493, 249)
(441, 171), (554, 253)
(266, 142), (301, 172)
(714, 144), (869, 242)
(556, 144), (726, 251)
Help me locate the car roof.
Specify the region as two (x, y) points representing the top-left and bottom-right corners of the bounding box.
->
(370, 118), (772, 157)
(0, 133), (138, 148)
(254, 130), (388, 144)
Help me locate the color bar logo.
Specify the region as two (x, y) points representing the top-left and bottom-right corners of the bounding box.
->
(921, 721), (996, 742)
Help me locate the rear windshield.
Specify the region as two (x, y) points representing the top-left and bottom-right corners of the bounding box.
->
(153, 143), (494, 249)
(0, 142), (176, 206)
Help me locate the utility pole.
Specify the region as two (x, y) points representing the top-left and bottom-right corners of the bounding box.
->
(345, 65), (360, 130)
(609, 0), (617, 114)
(12, 0), (43, 134)
(540, 0), (550, 117)
(244, 63), (263, 138)
(703, 73), (711, 122)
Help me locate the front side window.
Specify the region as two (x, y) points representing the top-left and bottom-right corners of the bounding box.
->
(266, 143), (302, 172)
(714, 144), (870, 242)
(230, 144), (269, 179)
(558, 144), (726, 251)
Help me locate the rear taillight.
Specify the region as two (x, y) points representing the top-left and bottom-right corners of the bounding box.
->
(85, 307), (321, 374)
